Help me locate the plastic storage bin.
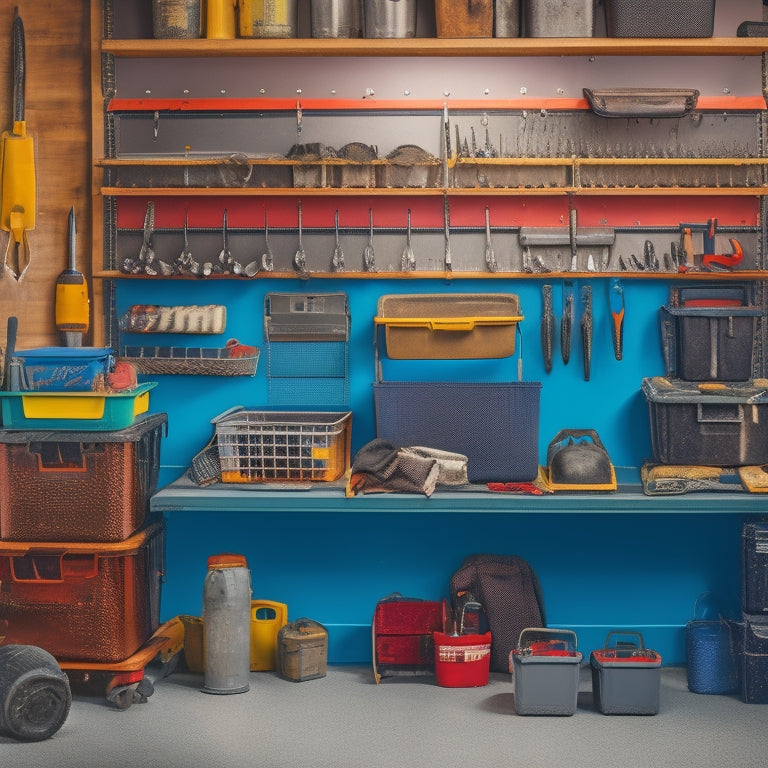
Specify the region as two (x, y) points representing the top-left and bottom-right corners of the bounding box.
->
(605, 0), (715, 38)
(743, 522), (768, 615)
(212, 408), (352, 483)
(0, 382), (156, 431)
(374, 380), (541, 483)
(10, 347), (114, 392)
(0, 521), (164, 663)
(660, 305), (761, 382)
(277, 619), (328, 682)
(375, 294), (522, 360)
(730, 617), (768, 704)
(590, 632), (661, 714)
(0, 413), (166, 542)
(641, 377), (768, 467)
(510, 628), (582, 716)
(434, 631), (492, 688)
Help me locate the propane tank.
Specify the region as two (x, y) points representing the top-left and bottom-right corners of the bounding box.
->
(202, 553), (252, 694)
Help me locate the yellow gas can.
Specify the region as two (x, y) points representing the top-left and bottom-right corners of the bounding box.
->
(250, 600), (288, 671)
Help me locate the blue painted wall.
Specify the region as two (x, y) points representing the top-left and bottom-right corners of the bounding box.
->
(123, 276), (752, 665)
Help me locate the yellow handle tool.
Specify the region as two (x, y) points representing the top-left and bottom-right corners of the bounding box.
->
(55, 206), (89, 347)
(0, 10), (35, 281)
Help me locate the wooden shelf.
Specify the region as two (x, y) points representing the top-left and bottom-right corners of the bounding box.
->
(93, 269), (768, 281)
(102, 37), (768, 58)
(101, 186), (768, 197)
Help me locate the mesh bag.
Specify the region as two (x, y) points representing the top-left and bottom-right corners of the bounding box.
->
(450, 554), (545, 673)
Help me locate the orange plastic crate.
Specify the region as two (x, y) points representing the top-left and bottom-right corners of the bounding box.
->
(0, 522), (164, 663)
(0, 414), (166, 542)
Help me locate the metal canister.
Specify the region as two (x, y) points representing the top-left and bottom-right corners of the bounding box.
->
(239, 0), (299, 38)
(277, 618), (328, 681)
(202, 553), (252, 694)
(494, 0), (520, 37)
(311, 0), (363, 38)
(207, 0), (237, 38)
(152, 0), (202, 38)
(363, 0), (417, 38)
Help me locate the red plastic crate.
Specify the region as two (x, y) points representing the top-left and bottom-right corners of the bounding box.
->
(0, 521), (164, 663)
(0, 414), (166, 542)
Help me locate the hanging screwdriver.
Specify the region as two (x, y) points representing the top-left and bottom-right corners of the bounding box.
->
(55, 205), (90, 346)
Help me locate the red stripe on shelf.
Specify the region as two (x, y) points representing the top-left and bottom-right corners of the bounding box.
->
(107, 96), (767, 113)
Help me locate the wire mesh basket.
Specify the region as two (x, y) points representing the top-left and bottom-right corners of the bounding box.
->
(212, 408), (352, 483)
(120, 345), (259, 376)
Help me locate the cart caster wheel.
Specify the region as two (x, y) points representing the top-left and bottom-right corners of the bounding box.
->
(134, 677), (155, 701)
(107, 683), (139, 710)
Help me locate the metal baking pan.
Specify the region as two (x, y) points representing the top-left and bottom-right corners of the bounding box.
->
(583, 88), (699, 118)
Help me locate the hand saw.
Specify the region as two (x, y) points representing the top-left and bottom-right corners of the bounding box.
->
(1, 10), (35, 280)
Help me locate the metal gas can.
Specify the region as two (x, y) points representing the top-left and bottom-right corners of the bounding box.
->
(202, 554), (252, 694)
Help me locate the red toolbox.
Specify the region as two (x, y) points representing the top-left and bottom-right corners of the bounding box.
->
(0, 521), (164, 663)
(0, 413), (166, 542)
(372, 593), (447, 683)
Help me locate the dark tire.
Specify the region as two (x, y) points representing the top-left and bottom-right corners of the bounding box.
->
(0, 645), (71, 741)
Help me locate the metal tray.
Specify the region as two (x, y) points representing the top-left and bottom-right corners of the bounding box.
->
(583, 88), (699, 118)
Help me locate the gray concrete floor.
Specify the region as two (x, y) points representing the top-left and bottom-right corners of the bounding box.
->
(4, 665), (768, 768)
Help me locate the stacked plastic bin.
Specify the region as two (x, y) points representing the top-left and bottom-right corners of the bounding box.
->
(0, 351), (167, 701)
(738, 523), (768, 703)
(643, 283), (766, 470)
(643, 284), (767, 702)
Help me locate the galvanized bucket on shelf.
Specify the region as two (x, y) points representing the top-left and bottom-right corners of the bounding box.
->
(239, 0), (298, 38)
(312, 0), (363, 38)
(363, 0), (417, 38)
(495, 0), (520, 37)
(152, 0), (202, 39)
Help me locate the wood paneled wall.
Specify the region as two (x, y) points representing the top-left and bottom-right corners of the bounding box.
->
(0, 0), (91, 360)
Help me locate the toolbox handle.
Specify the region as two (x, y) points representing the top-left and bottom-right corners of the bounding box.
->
(8, 552), (99, 583)
(696, 402), (744, 425)
(603, 631), (645, 652)
(517, 627), (578, 651)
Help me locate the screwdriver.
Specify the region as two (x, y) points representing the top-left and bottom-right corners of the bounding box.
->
(55, 205), (89, 346)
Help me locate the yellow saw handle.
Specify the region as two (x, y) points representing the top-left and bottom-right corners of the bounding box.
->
(1, 125), (36, 240)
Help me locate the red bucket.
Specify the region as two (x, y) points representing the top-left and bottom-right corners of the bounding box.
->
(433, 631), (492, 688)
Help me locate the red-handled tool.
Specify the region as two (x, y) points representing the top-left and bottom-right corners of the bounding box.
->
(702, 238), (743, 270)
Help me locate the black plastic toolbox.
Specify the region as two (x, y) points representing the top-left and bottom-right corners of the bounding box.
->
(642, 377), (768, 467)
(743, 522), (768, 616)
(660, 305), (761, 382)
(730, 617), (768, 704)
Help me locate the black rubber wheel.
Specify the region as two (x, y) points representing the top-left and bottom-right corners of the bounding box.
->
(0, 645), (71, 741)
